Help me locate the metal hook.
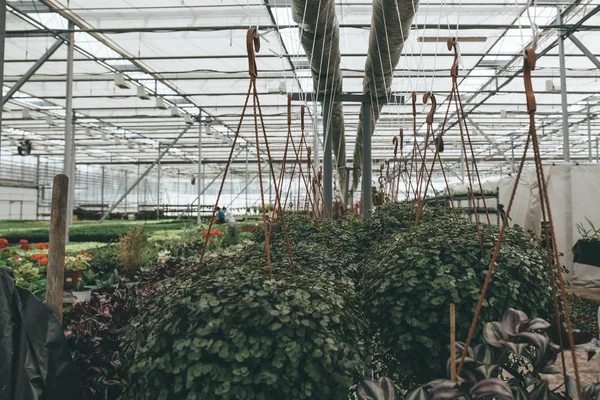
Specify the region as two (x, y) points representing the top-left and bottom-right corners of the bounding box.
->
(423, 92), (437, 125)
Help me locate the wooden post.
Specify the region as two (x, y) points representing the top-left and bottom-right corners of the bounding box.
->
(46, 174), (69, 323)
(450, 303), (457, 381)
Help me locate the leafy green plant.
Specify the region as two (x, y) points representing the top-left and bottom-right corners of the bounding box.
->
(360, 210), (553, 387)
(65, 253), (91, 271)
(567, 293), (600, 337)
(121, 259), (368, 399)
(118, 225), (147, 278)
(88, 244), (119, 276)
(96, 270), (119, 293)
(402, 308), (600, 400)
(576, 218), (600, 241)
(74, 279), (86, 291)
(12, 261), (46, 295)
(222, 222), (241, 247)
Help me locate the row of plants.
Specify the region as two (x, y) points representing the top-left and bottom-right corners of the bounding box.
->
(0, 220), (188, 243)
(99, 203), (562, 399)
(8, 205), (589, 399)
(60, 221), (249, 399)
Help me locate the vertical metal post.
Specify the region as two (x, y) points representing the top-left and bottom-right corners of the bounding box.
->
(245, 148), (249, 212)
(362, 101), (372, 218)
(124, 170), (128, 214)
(323, 98), (333, 218)
(157, 143), (161, 219)
(0, 0), (6, 164)
(557, 8), (570, 163)
(510, 132), (515, 174)
(597, 137), (599, 163)
(100, 166), (105, 212)
(35, 155), (40, 220)
(588, 104), (592, 162)
(136, 164), (140, 211)
(64, 21), (75, 240)
(268, 167), (272, 206)
(313, 101), (320, 176)
(197, 119), (203, 224)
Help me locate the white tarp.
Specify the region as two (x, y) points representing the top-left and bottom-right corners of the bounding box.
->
(498, 164), (600, 287)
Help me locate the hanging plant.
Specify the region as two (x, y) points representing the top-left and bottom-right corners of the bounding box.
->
(121, 260), (367, 400)
(360, 209), (553, 387)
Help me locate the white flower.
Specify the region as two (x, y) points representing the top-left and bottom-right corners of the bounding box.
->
(157, 250), (171, 264)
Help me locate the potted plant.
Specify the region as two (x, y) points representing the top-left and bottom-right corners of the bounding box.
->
(573, 218), (600, 267)
(64, 253), (90, 289)
(72, 279), (92, 304)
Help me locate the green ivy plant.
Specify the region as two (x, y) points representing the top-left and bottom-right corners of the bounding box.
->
(360, 210), (553, 387)
(121, 260), (368, 400)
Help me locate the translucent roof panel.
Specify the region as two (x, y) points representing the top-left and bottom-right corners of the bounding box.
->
(2, 0), (599, 182)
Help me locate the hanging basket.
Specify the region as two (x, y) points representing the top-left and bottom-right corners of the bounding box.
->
(573, 240), (600, 267)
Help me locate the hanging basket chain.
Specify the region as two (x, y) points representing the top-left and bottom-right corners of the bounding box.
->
(449, 39), (491, 226)
(457, 48), (583, 400)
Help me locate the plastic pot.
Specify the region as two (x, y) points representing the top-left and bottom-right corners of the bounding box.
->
(72, 288), (92, 303)
(573, 240), (600, 267)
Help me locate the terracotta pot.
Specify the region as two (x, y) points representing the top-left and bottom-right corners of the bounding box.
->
(64, 270), (83, 289)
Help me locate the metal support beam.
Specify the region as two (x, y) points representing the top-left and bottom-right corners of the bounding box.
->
(63, 21), (75, 241)
(323, 99), (333, 218)
(0, 0), (7, 162)
(557, 9), (570, 163)
(466, 116), (515, 169)
(157, 143), (161, 219)
(588, 104), (593, 162)
(245, 148), (249, 210)
(313, 102), (320, 181)
(362, 101), (372, 218)
(98, 124), (193, 222)
(2, 38), (63, 105)
(568, 35), (600, 70)
(100, 166), (105, 212)
(197, 119), (203, 224)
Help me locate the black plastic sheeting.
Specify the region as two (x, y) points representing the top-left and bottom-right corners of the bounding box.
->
(0, 268), (86, 400)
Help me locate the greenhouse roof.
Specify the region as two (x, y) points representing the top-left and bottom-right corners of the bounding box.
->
(2, 0), (600, 180)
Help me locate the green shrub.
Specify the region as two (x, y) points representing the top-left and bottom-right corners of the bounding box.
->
(360, 211), (553, 388)
(89, 241), (157, 279)
(121, 258), (367, 399)
(118, 225), (147, 278)
(568, 293), (600, 336)
(222, 222), (241, 248)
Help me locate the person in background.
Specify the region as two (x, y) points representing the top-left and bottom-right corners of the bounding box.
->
(217, 207), (226, 224)
(225, 207), (234, 223)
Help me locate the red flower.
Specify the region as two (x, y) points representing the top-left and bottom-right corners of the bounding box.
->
(30, 253), (48, 265)
(0, 238), (8, 248)
(203, 229), (224, 238)
(35, 243), (49, 250)
(19, 239), (28, 245)
(20, 243), (32, 250)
